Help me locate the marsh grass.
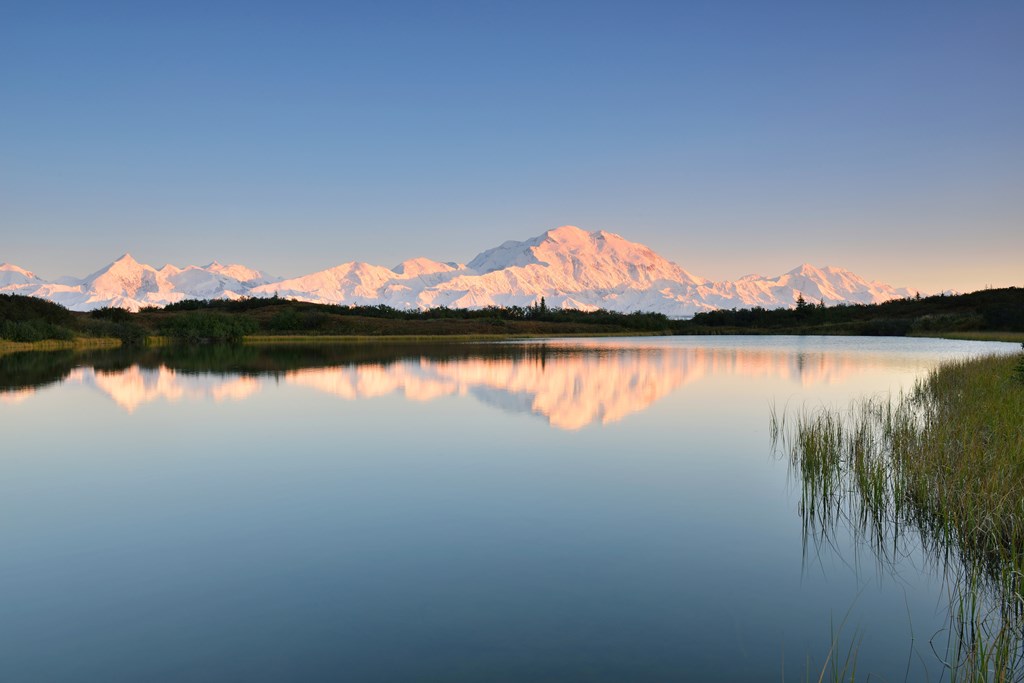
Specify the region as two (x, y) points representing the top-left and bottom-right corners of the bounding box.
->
(773, 353), (1024, 681)
(0, 337), (121, 354)
(908, 331), (1024, 344)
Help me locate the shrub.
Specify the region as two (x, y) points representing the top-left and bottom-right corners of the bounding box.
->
(0, 319), (75, 342)
(90, 306), (133, 323)
(160, 312), (257, 343)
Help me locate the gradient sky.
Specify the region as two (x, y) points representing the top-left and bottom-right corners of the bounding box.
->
(2, 0), (1021, 292)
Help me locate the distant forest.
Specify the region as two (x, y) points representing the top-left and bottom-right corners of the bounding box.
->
(685, 288), (1024, 336)
(1, 287), (1023, 345)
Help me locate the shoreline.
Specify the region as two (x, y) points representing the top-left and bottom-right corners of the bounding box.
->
(3, 329), (1023, 354)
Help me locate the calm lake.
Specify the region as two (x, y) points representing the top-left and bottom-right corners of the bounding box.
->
(1, 335), (1019, 681)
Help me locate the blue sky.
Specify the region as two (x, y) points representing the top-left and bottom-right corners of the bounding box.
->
(2, 0), (1021, 291)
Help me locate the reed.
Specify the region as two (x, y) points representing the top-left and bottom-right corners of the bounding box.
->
(773, 352), (1024, 681)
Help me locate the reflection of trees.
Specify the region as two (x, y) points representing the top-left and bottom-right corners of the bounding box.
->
(0, 342), (547, 391)
(0, 349), (80, 391)
(3, 341), (918, 428)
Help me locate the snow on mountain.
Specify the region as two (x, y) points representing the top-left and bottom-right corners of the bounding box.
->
(80, 253), (169, 305)
(772, 263), (917, 305)
(165, 263), (278, 300)
(6, 227), (917, 315)
(358, 225), (712, 311)
(468, 225), (706, 288)
(391, 257), (459, 278)
(690, 263), (918, 312)
(204, 261), (276, 284)
(0, 263), (45, 289)
(249, 261), (402, 305)
(1, 254), (282, 311)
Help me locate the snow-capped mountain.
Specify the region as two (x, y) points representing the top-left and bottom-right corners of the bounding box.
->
(688, 263), (917, 312)
(468, 225), (705, 286)
(2, 226), (917, 315)
(0, 263), (45, 288)
(1, 254), (280, 311)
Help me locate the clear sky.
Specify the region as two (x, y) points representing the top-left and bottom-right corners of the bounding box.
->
(2, 0), (1021, 292)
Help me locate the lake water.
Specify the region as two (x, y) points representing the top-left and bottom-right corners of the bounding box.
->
(1, 335), (1019, 681)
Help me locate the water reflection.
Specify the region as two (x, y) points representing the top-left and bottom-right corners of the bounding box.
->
(0, 387), (34, 404)
(3, 336), (1021, 682)
(0, 337), (995, 429)
(67, 366), (263, 412)
(282, 352), (692, 429)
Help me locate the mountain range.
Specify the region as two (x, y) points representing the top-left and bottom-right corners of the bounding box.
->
(0, 225), (917, 316)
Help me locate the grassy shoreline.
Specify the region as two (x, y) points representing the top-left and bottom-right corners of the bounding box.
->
(3, 330), (1022, 355)
(907, 330), (1024, 343)
(0, 337), (121, 354)
(773, 351), (1024, 680)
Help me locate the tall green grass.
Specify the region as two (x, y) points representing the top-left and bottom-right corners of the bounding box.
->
(773, 352), (1024, 681)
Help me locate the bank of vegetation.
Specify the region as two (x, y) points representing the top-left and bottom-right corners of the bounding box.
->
(1, 286), (1022, 346)
(1, 293), (673, 346)
(0, 294), (148, 347)
(773, 350), (1024, 680)
(687, 287), (1024, 338)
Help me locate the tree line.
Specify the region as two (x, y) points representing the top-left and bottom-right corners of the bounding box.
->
(3, 286), (1023, 345)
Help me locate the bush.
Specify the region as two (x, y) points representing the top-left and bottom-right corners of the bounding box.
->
(0, 294), (75, 326)
(266, 308), (329, 332)
(910, 313), (985, 333)
(78, 318), (149, 346)
(162, 299), (210, 311)
(855, 318), (914, 336)
(0, 319), (75, 342)
(160, 312), (257, 343)
(90, 307), (133, 323)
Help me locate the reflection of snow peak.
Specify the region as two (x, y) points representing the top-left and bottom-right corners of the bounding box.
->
(285, 354), (690, 430)
(0, 387), (35, 404)
(66, 367), (261, 413)
(11, 345), (893, 428)
(282, 347), (869, 428)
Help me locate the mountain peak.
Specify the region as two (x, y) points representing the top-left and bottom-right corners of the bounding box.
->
(392, 257), (457, 277)
(203, 261), (269, 283)
(83, 253), (147, 280)
(465, 224), (706, 289)
(789, 263), (823, 275)
(543, 225), (590, 241)
(87, 253), (151, 279)
(0, 262), (42, 286)
(0, 262), (36, 277)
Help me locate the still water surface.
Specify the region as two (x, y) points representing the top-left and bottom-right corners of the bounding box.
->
(0, 336), (1018, 681)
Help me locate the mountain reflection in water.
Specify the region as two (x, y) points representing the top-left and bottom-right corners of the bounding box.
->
(4, 335), (1023, 681)
(0, 338), (945, 429)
